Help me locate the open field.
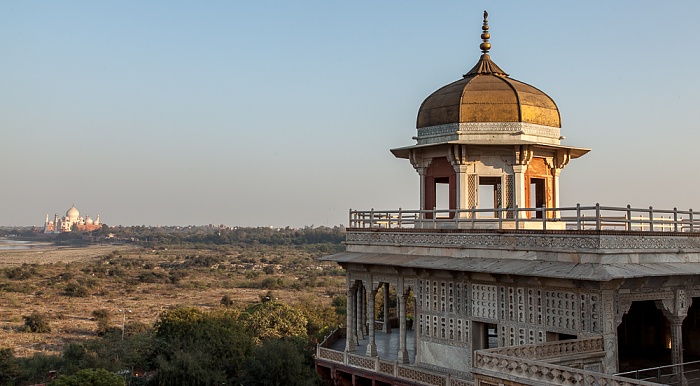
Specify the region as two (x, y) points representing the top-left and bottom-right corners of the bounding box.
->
(0, 244), (128, 267)
(0, 243), (344, 358)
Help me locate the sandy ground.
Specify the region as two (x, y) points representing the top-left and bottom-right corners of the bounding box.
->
(0, 244), (129, 267)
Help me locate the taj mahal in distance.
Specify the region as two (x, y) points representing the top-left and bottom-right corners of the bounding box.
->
(41, 205), (102, 233)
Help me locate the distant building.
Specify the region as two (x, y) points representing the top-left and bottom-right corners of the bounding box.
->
(43, 205), (102, 233)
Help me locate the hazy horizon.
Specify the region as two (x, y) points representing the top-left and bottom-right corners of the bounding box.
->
(3, 1), (700, 228)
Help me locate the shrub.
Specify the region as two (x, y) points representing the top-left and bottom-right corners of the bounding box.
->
(24, 312), (51, 333)
(64, 282), (89, 297)
(92, 309), (111, 335)
(221, 294), (234, 306)
(49, 368), (125, 386)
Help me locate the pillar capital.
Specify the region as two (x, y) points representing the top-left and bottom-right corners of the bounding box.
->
(657, 289), (689, 320)
(512, 164), (528, 173)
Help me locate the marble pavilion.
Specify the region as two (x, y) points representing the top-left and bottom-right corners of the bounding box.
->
(315, 11), (700, 386)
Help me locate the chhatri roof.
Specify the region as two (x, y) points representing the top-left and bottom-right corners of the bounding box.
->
(416, 11), (561, 129)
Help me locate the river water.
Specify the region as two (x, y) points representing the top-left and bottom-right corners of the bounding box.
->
(0, 239), (39, 250)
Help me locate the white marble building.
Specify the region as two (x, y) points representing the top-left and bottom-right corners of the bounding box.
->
(315, 12), (700, 386)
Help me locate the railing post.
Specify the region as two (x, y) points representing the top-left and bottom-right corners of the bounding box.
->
(432, 207), (436, 229)
(595, 203), (601, 230)
(541, 204), (546, 231)
(649, 206), (654, 232)
(674, 207), (678, 232)
(690, 209), (695, 232)
(576, 203), (581, 230)
(471, 206), (476, 229)
(498, 207), (503, 229)
(370, 208), (374, 228)
(626, 204), (632, 231)
(514, 204), (520, 230)
(398, 207), (402, 229)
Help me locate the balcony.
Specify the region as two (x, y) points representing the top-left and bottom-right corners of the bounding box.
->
(349, 204), (700, 232)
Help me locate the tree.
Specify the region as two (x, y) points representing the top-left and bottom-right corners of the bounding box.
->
(240, 339), (321, 386)
(49, 368), (125, 386)
(150, 306), (252, 385)
(241, 301), (308, 344)
(0, 347), (20, 384)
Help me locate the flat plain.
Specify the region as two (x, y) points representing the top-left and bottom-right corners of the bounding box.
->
(0, 243), (343, 357)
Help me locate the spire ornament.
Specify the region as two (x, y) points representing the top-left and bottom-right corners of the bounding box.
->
(464, 10), (508, 77)
(480, 10), (491, 54)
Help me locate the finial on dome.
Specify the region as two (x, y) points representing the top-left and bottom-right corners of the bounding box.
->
(464, 10), (507, 77)
(480, 10), (491, 54)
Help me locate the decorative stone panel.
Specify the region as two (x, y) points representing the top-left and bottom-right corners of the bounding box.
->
(346, 231), (700, 251)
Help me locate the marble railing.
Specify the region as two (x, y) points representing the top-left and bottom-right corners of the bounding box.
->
(316, 330), (474, 386)
(485, 336), (604, 362)
(349, 204), (700, 232)
(473, 351), (662, 386)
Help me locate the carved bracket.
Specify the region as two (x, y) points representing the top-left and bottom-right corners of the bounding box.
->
(447, 144), (469, 167)
(515, 145), (533, 166)
(555, 149), (571, 170)
(656, 289), (689, 320)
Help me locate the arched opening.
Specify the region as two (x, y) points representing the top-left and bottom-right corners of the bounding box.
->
(423, 157), (455, 219)
(478, 176), (502, 218)
(618, 300), (669, 372)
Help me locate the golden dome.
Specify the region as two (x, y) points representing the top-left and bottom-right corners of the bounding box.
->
(416, 12), (560, 129)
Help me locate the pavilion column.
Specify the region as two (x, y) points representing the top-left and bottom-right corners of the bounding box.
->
(552, 149), (570, 218)
(366, 287), (378, 357)
(601, 290), (619, 374)
(670, 318), (687, 386)
(397, 292), (409, 364)
(383, 283), (391, 333)
(361, 285), (368, 335)
(409, 150), (427, 215)
(552, 168), (562, 218)
(417, 167), (426, 212)
(454, 165), (470, 218)
(657, 289), (689, 386)
(449, 145), (470, 219)
(356, 284), (365, 340)
(512, 165), (527, 218)
(345, 282), (357, 351)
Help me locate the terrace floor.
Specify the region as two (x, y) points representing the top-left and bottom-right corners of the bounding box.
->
(330, 328), (417, 364)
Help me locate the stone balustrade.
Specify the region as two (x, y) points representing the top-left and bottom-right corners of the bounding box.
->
(316, 329), (474, 386)
(485, 336), (604, 362)
(349, 204), (700, 233)
(473, 351), (662, 386)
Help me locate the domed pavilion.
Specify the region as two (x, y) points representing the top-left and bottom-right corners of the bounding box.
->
(391, 11), (588, 222)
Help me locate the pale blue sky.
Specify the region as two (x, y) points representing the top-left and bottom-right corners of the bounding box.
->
(2, 1), (699, 227)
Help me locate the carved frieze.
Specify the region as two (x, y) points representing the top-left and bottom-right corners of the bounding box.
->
(417, 122), (561, 139)
(347, 231), (700, 250)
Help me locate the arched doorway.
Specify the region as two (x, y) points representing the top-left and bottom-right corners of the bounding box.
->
(617, 300), (669, 372)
